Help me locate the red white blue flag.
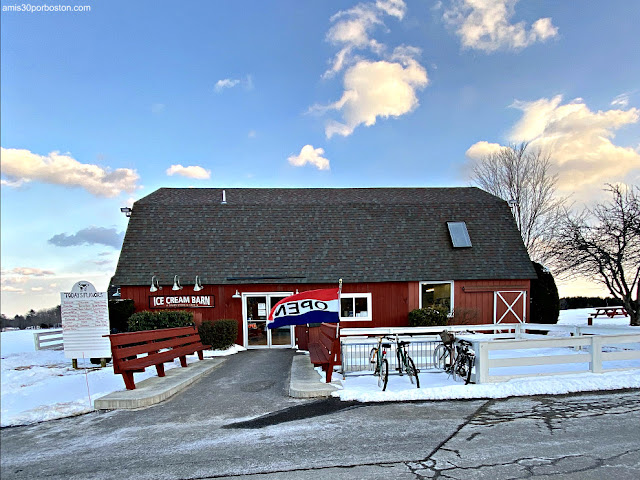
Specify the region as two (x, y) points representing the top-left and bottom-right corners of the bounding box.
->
(267, 288), (340, 329)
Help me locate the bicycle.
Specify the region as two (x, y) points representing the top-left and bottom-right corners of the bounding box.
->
(451, 340), (475, 385)
(433, 330), (455, 373)
(391, 335), (420, 388)
(369, 336), (391, 391)
(433, 330), (475, 384)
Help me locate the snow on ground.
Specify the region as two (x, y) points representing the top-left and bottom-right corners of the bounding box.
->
(1, 308), (637, 426)
(333, 308), (640, 402)
(557, 307), (631, 327)
(0, 329), (245, 427)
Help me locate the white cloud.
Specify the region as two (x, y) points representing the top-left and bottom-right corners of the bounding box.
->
(443, 0), (558, 53)
(465, 140), (503, 160)
(1, 285), (24, 293)
(466, 95), (640, 201)
(0, 148), (139, 198)
(1, 268), (55, 294)
(31, 287), (44, 292)
(319, 49), (428, 138)
(166, 164), (211, 180)
(323, 0), (407, 78)
(611, 93), (631, 108)
(376, 0), (406, 19)
(9, 267), (55, 276)
(214, 76), (253, 93)
(316, 1), (427, 138)
(288, 145), (330, 171)
(214, 78), (240, 92)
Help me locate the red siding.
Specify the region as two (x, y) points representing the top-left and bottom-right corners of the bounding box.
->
(120, 278), (531, 345)
(453, 280), (531, 324)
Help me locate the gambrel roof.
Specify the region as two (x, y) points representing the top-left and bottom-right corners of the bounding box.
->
(112, 187), (536, 286)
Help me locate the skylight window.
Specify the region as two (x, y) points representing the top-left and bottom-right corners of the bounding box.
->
(447, 222), (472, 248)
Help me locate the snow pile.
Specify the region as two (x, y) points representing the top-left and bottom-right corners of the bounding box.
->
(333, 367), (640, 402)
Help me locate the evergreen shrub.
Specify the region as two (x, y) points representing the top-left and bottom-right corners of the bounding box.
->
(198, 319), (238, 350)
(108, 299), (135, 333)
(408, 306), (448, 327)
(127, 310), (194, 331)
(530, 262), (560, 325)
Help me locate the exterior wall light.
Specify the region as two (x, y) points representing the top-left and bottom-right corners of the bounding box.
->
(232, 290), (241, 299)
(172, 275), (183, 291)
(120, 207), (132, 217)
(194, 276), (204, 291)
(150, 275), (162, 292)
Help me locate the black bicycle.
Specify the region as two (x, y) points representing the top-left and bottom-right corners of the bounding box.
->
(451, 339), (475, 385)
(393, 335), (420, 388)
(369, 336), (391, 391)
(433, 330), (475, 385)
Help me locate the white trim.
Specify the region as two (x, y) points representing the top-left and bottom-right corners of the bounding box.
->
(340, 292), (373, 321)
(418, 280), (454, 316)
(241, 291), (294, 348)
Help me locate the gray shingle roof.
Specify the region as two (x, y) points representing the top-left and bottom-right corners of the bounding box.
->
(113, 187), (536, 286)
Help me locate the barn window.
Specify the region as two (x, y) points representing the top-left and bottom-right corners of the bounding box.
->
(447, 221), (472, 248)
(340, 293), (372, 321)
(419, 281), (453, 315)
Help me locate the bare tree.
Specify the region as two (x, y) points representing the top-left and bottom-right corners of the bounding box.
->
(471, 142), (565, 263)
(552, 184), (639, 326)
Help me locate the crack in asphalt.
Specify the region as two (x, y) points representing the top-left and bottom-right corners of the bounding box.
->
(406, 448), (640, 479)
(467, 391), (640, 434)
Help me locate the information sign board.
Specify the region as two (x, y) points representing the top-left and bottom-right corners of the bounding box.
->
(61, 281), (111, 359)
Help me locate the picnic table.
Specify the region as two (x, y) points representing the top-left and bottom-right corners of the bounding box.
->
(591, 306), (628, 318)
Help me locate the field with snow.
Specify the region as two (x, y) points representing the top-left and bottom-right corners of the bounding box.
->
(1, 308), (638, 427)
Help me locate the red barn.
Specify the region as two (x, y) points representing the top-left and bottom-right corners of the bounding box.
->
(111, 187), (536, 348)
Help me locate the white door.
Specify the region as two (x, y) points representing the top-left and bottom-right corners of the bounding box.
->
(242, 293), (294, 348)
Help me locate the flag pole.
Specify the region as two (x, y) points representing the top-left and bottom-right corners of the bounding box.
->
(337, 278), (343, 334)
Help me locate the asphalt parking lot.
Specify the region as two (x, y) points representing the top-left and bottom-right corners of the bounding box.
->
(2, 349), (639, 479)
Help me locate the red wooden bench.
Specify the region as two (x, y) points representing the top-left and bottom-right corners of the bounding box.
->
(308, 323), (340, 383)
(105, 326), (210, 390)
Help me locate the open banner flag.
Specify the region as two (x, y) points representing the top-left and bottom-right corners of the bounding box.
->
(267, 288), (340, 329)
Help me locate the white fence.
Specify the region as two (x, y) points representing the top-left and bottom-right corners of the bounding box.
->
(33, 329), (64, 351)
(467, 323), (640, 383)
(340, 323), (640, 383)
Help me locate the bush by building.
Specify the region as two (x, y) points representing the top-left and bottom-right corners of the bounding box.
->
(127, 310), (194, 331)
(198, 319), (238, 350)
(408, 306), (448, 327)
(530, 262), (560, 325)
(108, 299), (135, 333)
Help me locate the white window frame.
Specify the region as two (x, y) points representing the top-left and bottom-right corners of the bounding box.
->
(419, 280), (454, 317)
(241, 291), (294, 348)
(340, 293), (373, 321)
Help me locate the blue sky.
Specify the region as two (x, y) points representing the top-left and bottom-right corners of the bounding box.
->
(1, 0), (639, 316)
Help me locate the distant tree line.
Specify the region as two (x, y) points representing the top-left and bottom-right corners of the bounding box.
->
(1, 300), (136, 332)
(1, 306), (62, 330)
(559, 297), (624, 310)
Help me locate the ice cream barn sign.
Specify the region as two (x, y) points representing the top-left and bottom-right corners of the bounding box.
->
(149, 294), (215, 309)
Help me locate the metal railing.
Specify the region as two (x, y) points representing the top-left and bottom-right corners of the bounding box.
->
(341, 337), (440, 374)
